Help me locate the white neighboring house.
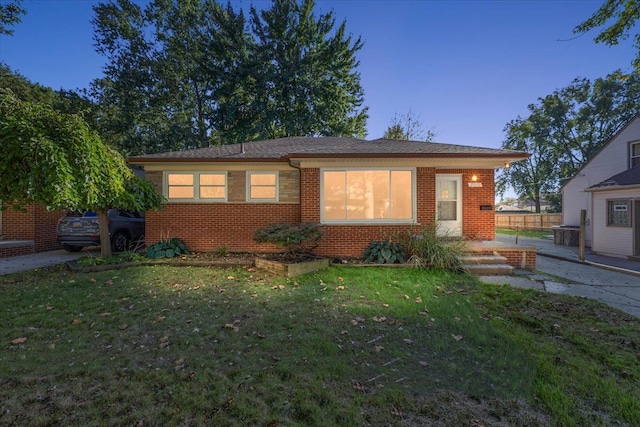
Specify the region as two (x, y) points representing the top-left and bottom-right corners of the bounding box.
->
(562, 115), (640, 257)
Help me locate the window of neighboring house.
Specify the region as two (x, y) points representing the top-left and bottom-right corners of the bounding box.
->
(321, 168), (415, 223)
(247, 171), (278, 201)
(165, 172), (227, 201)
(607, 199), (631, 227)
(631, 142), (640, 168)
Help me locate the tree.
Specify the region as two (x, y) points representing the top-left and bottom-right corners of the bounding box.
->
(497, 71), (640, 212)
(90, 0), (368, 154)
(574, 0), (640, 70)
(248, 0), (367, 140)
(383, 110), (436, 141)
(0, 90), (164, 257)
(0, 0), (24, 36)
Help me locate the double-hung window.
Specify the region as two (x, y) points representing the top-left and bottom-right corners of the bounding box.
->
(247, 171), (278, 202)
(321, 168), (415, 223)
(631, 142), (640, 168)
(166, 172), (227, 201)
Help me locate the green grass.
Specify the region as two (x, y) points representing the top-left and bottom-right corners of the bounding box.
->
(1, 265), (638, 426)
(496, 228), (552, 239)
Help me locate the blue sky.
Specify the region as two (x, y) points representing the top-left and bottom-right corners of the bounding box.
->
(0, 0), (636, 151)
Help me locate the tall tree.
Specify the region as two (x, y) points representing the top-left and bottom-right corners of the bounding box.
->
(497, 71), (640, 212)
(0, 90), (164, 257)
(248, 0), (367, 140)
(91, 0), (367, 154)
(574, 0), (640, 70)
(383, 110), (436, 141)
(0, 0), (24, 36)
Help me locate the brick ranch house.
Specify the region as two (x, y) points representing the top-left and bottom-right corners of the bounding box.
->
(129, 137), (530, 263)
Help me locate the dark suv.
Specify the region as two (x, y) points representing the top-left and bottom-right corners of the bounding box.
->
(57, 209), (145, 252)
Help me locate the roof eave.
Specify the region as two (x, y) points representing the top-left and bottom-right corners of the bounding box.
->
(584, 183), (640, 192)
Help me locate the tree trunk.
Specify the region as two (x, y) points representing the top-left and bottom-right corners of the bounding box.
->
(98, 209), (112, 258)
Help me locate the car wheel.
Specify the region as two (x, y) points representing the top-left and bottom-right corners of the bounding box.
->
(111, 231), (130, 252)
(62, 244), (83, 252)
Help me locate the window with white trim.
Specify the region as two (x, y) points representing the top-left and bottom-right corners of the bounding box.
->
(165, 172), (227, 201)
(321, 168), (414, 222)
(607, 199), (631, 227)
(247, 171), (278, 201)
(631, 142), (640, 168)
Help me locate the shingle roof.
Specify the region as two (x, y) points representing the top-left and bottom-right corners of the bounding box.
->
(587, 165), (640, 190)
(128, 136), (527, 162)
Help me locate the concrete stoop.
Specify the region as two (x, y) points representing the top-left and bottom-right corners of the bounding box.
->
(461, 254), (515, 276)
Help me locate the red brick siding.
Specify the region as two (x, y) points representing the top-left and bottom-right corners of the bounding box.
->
(1, 204), (62, 256)
(438, 169), (495, 240)
(146, 203), (300, 252)
(147, 167), (497, 257)
(300, 167), (495, 257)
(0, 245), (35, 258)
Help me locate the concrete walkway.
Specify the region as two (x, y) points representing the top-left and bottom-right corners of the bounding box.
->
(481, 235), (640, 317)
(0, 250), (84, 275)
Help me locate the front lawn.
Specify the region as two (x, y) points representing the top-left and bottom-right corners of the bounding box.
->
(1, 265), (637, 426)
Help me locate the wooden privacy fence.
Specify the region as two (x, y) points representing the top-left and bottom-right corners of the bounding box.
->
(495, 213), (562, 231)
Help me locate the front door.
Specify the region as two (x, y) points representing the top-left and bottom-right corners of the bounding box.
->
(436, 174), (462, 236)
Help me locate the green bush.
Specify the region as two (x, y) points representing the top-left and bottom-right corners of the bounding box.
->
(146, 237), (190, 259)
(253, 222), (322, 254)
(362, 240), (407, 264)
(403, 226), (466, 272)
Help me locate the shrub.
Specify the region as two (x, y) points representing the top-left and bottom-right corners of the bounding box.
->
(253, 222), (322, 254)
(146, 237), (190, 259)
(403, 226), (466, 272)
(362, 240), (407, 264)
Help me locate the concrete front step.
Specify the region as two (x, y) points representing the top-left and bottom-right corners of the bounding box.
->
(463, 263), (515, 276)
(460, 254), (507, 265)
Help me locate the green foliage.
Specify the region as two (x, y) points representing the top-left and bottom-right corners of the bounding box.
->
(91, 0), (368, 154)
(361, 240), (407, 264)
(497, 71), (640, 212)
(0, 0), (25, 36)
(146, 237), (190, 259)
(253, 222), (322, 253)
(76, 252), (145, 267)
(403, 226), (466, 272)
(574, 0), (640, 71)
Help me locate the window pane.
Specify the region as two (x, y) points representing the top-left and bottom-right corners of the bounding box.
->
(438, 201), (457, 221)
(200, 186), (225, 199)
(608, 200), (630, 226)
(251, 173), (276, 185)
(200, 174), (225, 186)
(168, 186), (194, 199)
(346, 171), (367, 219)
(168, 174), (193, 185)
(438, 180), (456, 200)
(323, 171), (346, 220)
(391, 170), (412, 219)
(633, 143), (640, 156)
(251, 187), (276, 199)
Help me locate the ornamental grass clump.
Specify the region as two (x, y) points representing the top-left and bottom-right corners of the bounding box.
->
(404, 225), (466, 272)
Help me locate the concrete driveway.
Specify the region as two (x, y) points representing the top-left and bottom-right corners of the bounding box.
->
(0, 250), (84, 276)
(482, 234), (640, 317)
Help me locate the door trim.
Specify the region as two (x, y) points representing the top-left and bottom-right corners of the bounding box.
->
(435, 174), (462, 237)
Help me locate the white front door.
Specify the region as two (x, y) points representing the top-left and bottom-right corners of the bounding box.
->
(436, 174), (462, 236)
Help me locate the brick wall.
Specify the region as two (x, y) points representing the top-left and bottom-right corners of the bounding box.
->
(146, 203), (300, 252)
(300, 167), (496, 257)
(1, 203), (62, 257)
(147, 166), (496, 257)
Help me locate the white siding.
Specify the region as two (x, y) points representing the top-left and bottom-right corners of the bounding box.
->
(591, 190), (636, 257)
(562, 117), (640, 246)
